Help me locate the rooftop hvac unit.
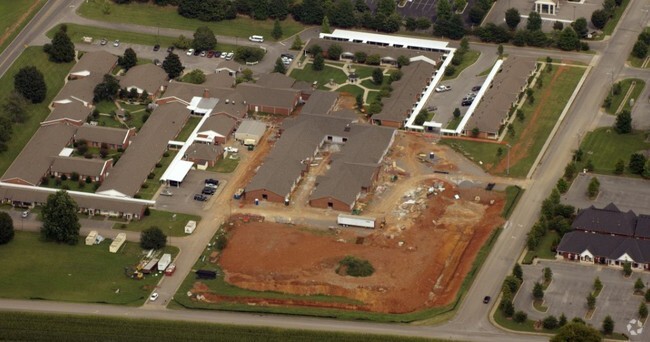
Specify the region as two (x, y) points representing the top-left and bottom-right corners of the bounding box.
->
(225, 99), (229, 104)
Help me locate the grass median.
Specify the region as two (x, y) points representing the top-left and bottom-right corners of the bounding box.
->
(442, 50), (480, 81)
(290, 64), (348, 89)
(604, 78), (646, 114)
(0, 1), (46, 54)
(579, 127), (650, 176)
(115, 209), (201, 237)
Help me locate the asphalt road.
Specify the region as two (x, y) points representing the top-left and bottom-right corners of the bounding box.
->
(0, 0), (649, 340)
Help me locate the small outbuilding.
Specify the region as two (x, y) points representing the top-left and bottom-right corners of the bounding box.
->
(234, 120), (266, 145)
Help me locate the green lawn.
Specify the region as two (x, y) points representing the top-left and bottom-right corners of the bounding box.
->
(0, 231), (177, 305)
(579, 128), (650, 175)
(290, 64), (348, 89)
(446, 116), (462, 130)
(603, 0), (630, 36)
(0, 312), (439, 342)
(116, 209), (200, 237)
(96, 113), (125, 129)
(0, 1), (46, 54)
(366, 90), (380, 104)
(353, 65), (382, 79)
(41, 178), (96, 194)
(628, 28), (650, 68)
(337, 84), (365, 98)
(605, 78), (646, 114)
(440, 139), (503, 170)
(442, 50), (481, 80)
(522, 230), (559, 264)
(77, 1), (306, 40)
(136, 150), (177, 199)
(175, 116), (201, 142)
(360, 78), (384, 90)
(95, 100), (117, 114)
(0, 47), (74, 177)
(502, 186), (524, 219)
(208, 156), (240, 173)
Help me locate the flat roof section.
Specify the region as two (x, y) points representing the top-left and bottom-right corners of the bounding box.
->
(321, 29), (450, 51)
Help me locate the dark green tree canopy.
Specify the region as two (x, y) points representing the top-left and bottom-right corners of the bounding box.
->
(329, 0), (357, 28)
(271, 19), (283, 40)
(376, 0), (397, 16)
(614, 109), (632, 134)
(550, 322), (602, 342)
(571, 17), (589, 37)
(93, 74), (120, 102)
(273, 57), (287, 74)
(299, 0), (325, 25)
(526, 11), (542, 31)
(41, 191), (80, 245)
(557, 27), (580, 51)
(44, 25), (75, 63)
(0, 211), (14, 245)
(14, 66), (47, 104)
(162, 52), (185, 79)
(118, 48), (138, 71)
(177, 0), (236, 22)
(192, 26), (217, 51)
(505, 8), (521, 30)
(140, 226), (167, 250)
(3, 91), (29, 123)
(591, 9), (609, 29)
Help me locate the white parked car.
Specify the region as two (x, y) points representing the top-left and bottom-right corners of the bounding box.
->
(21, 211), (29, 218)
(435, 85), (451, 92)
(226, 52), (234, 60)
(220, 52), (228, 59)
(224, 146), (239, 153)
(113, 39), (120, 47)
(149, 292), (159, 301)
(186, 48), (195, 56)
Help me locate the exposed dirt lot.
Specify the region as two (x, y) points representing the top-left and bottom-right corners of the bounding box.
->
(200, 181), (504, 314)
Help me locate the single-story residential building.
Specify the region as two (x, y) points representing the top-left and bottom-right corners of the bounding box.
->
(119, 63), (168, 99)
(215, 60), (242, 77)
(195, 114), (238, 145)
(234, 120), (266, 145)
(237, 83), (301, 115)
(74, 124), (136, 150)
(41, 101), (93, 127)
(68, 50), (118, 80)
(49, 157), (113, 183)
(184, 143), (224, 167)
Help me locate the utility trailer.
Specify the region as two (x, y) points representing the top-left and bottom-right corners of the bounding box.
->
(337, 214), (377, 229)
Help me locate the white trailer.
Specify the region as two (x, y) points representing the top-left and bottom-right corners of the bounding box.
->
(337, 214), (376, 229)
(184, 220), (197, 234)
(158, 253), (172, 272)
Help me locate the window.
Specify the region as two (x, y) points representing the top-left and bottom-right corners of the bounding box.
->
(327, 202), (333, 208)
(262, 194), (268, 200)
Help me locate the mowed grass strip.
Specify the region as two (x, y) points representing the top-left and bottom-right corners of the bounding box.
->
(0, 0), (46, 54)
(0, 47), (74, 177)
(442, 50), (481, 80)
(605, 78), (646, 114)
(579, 128), (650, 175)
(77, 1), (305, 40)
(135, 150), (177, 200)
(0, 232), (176, 305)
(116, 209), (201, 237)
(628, 28), (650, 68)
(290, 64), (348, 89)
(0, 311), (442, 342)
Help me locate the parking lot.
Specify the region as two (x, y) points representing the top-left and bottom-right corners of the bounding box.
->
(485, 0), (604, 32)
(366, 0), (438, 19)
(155, 169), (231, 215)
(517, 261), (650, 339)
(562, 173), (650, 215)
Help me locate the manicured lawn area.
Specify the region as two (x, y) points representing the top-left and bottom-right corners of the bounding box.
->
(290, 64), (348, 89)
(0, 231), (177, 305)
(136, 150), (177, 199)
(40, 178), (96, 194)
(579, 128), (650, 175)
(366, 90), (380, 104)
(446, 116), (462, 130)
(353, 64), (381, 79)
(95, 100), (117, 114)
(0, 312), (437, 342)
(603, 0), (630, 36)
(116, 209), (200, 237)
(175, 116), (201, 142)
(440, 139), (503, 170)
(360, 79), (384, 90)
(95, 114), (125, 129)
(628, 28), (650, 68)
(605, 78), (646, 114)
(502, 186), (524, 219)
(442, 50), (481, 80)
(337, 84), (364, 98)
(0, 1), (46, 54)
(522, 230), (559, 264)
(77, 1), (305, 40)
(208, 156), (240, 173)
(0, 47), (74, 177)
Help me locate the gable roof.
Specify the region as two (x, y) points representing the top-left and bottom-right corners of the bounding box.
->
(256, 73), (296, 89)
(301, 90), (339, 116)
(237, 83), (300, 110)
(185, 143), (223, 161)
(203, 72), (235, 88)
(69, 51), (118, 77)
(50, 157), (109, 177)
(558, 231), (650, 263)
(572, 204), (638, 237)
(236, 120), (266, 137)
(198, 114), (237, 138)
(75, 124), (132, 146)
(53, 74), (104, 106)
(42, 101), (92, 125)
(119, 64), (168, 94)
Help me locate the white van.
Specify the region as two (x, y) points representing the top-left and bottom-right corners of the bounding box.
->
(248, 35), (264, 43)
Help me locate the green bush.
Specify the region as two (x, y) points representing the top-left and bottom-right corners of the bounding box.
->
(337, 256), (374, 277)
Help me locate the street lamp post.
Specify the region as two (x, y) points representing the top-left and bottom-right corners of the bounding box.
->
(506, 144), (512, 176)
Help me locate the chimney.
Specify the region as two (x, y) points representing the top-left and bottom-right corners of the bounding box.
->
(344, 124), (351, 132)
(202, 89), (210, 98)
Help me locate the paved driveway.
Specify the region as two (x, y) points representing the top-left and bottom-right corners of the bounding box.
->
(562, 173), (650, 215)
(517, 260), (650, 340)
(155, 169), (231, 216)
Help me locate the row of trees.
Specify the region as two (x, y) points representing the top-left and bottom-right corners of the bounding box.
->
(500, 9), (587, 51)
(631, 30), (650, 59)
(590, 0), (624, 30)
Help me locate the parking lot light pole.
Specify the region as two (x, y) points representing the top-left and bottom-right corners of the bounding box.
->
(506, 144), (512, 176)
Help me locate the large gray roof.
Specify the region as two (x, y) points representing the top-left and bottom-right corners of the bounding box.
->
(237, 83), (300, 110)
(43, 101), (92, 124)
(198, 114), (237, 137)
(557, 231), (650, 263)
(69, 51), (118, 77)
(236, 120), (266, 137)
(572, 203), (638, 237)
(301, 90), (339, 116)
(256, 73), (296, 89)
(54, 74), (104, 105)
(75, 124), (132, 146)
(50, 157), (109, 177)
(119, 63), (168, 94)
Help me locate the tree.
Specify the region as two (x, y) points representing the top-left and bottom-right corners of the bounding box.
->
(513, 311), (527, 323)
(273, 57), (287, 74)
(44, 25), (75, 63)
(556, 178), (569, 194)
(14, 67), (46, 104)
(268, 0), (289, 20)
(321, 16), (331, 34)
(526, 11), (542, 31)
(505, 8), (521, 30)
(558, 313), (568, 327)
(550, 322), (602, 342)
(557, 27), (580, 51)
(602, 0), (616, 15)
(327, 44), (342, 60)
(594, 277), (603, 293)
(614, 159), (625, 175)
(543, 267), (553, 284)
(623, 261), (633, 276)
(355, 94), (363, 109)
(553, 21), (564, 31)
(564, 162), (577, 180)
(447, 14), (466, 40)
(614, 109), (632, 134)
(93, 74), (120, 102)
(640, 302), (648, 319)
(41, 191), (80, 245)
(3, 91), (29, 123)
(162, 52), (184, 79)
(173, 35), (192, 50)
(527, 29), (549, 47)
(632, 41), (648, 59)
(585, 159), (595, 172)
(571, 18), (589, 38)
(329, 0), (357, 28)
(512, 30), (527, 46)
(501, 297), (515, 317)
(118, 48), (137, 71)
(414, 109), (428, 126)
(397, 55), (410, 68)
(290, 35), (303, 50)
(140, 226), (167, 250)
(586, 293), (596, 310)
(354, 0), (369, 12)
(629, 153), (647, 175)
(497, 44), (504, 56)
(271, 19), (283, 40)
(471, 127), (480, 137)
(354, 51), (367, 63)
(192, 26), (217, 51)
(376, 0), (397, 16)
(0, 211), (14, 245)
(587, 177), (600, 198)
(635, 278), (645, 293)
(591, 9), (609, 30)
(405, 17), (418, 31)
(372, 68), (384, 85)
(416, 17), (432, 30)
(183, 69), (206, 84)
(312, 54), (324, 71)
(453, 107), (461, 118)
(601, 315), (614, 335)
(177, 0), (236, 22)
(468, 4), (487, 25)
(543, 315), (559, 330)
(645, 288), (650, 302)
(533, 282), (544, 300)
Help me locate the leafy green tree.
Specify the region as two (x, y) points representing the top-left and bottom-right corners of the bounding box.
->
(183, 69), (206, 84)
(623, 261), (633, 276)
(557, 27), (580, 51)
(498, 44), (504, 56)
(543, 315), (558, 330)
(602, 0), (616, 15)
(192, 26), (217, 51)
(614, 159), (625, 174)
(632, 41), (648, 59)
(571, 17), (589, 38)
(327, 44), (342, 60)
(640, 302), (648, 319)
(585, 159), (595, 172)
(513, 311), (527, 323)
(44, 25), (75, 63)
(162, 52), (184, 79)
(635, 277), (645, 292)
(14, 66), (46, 104)
(118, 48), (137, 71)
(3, 91), (28, 123)
(251, 0), (269, 20)
(453, 107), (461, 118)
(372, 68), (384, 85)
(601, 316), (614, 335)
(312, 54), (324, 71)
(290, 35), (303, 50)
(586, 292), (596, 310)
(587, 177), (600, 198)
(543, 267), (553, 283)
(553, 21), (564, 31)
(501, 297), (515, 317)
(376, 0), (396, 16)
(556, 178), (569, 194)
(354, 51), (367, 63)
(354, 0), (369, 12)
(41, 191), (80, 245)
(338, 256), (374, 277)
(416, 17), (432, 30)
(505, 8), (521, 30)
(527, 29), (549, 47)
(268, 0), (289, 20)
(593, 277), (603, 293)
(355, 94), (363, 109)
(177, 0), (236, 22)
(172, 35), (192, 50)
(512, 30), (527, 46)
(0, 211), (14, 245)
(321, 15), (331, 33)
(614, 109), (632, 133)
(526, 11), (542, 31)
(271, 19), (283, 40)
(503, 275), (521, 293)
(273, 57), (287, 74)
(413, 109), (428, 126)
(447, 14), (466, 40)
(533, 282), (544, 300)
(366, 54), (381, 65)
(140, 226), (167, 250)
(405, 17), (417, 31)
(591, 9), (609, 29)
(329, 0), (357, 28)
(564, 162), (577, 180)
(468, 4), (487, 24)
(93, 74), (120, 102)
(215, 234), (228, 250)
(550, 322), (602, 342)
(629, 153), (647, 175)
(558, 313), (568, 327)
(235, 46), (265, 63)
(396, 55), (410, 68)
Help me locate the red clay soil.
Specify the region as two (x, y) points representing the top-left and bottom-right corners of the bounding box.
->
(492, 66), (568, 174)
(209, 182), (505, 314)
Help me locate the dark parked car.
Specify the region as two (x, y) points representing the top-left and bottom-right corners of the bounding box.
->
(193, 49), (200, 56)
(207, 50), (214, 58)
(205, 178), (219, 186)
(153, 44), (160, 51)
(471, 85), (482, 92)
(202, 187), (216, 195)
(193, 194), (208, 201)
(483, 296), (491, 304)
(167, 46), (174, 53)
